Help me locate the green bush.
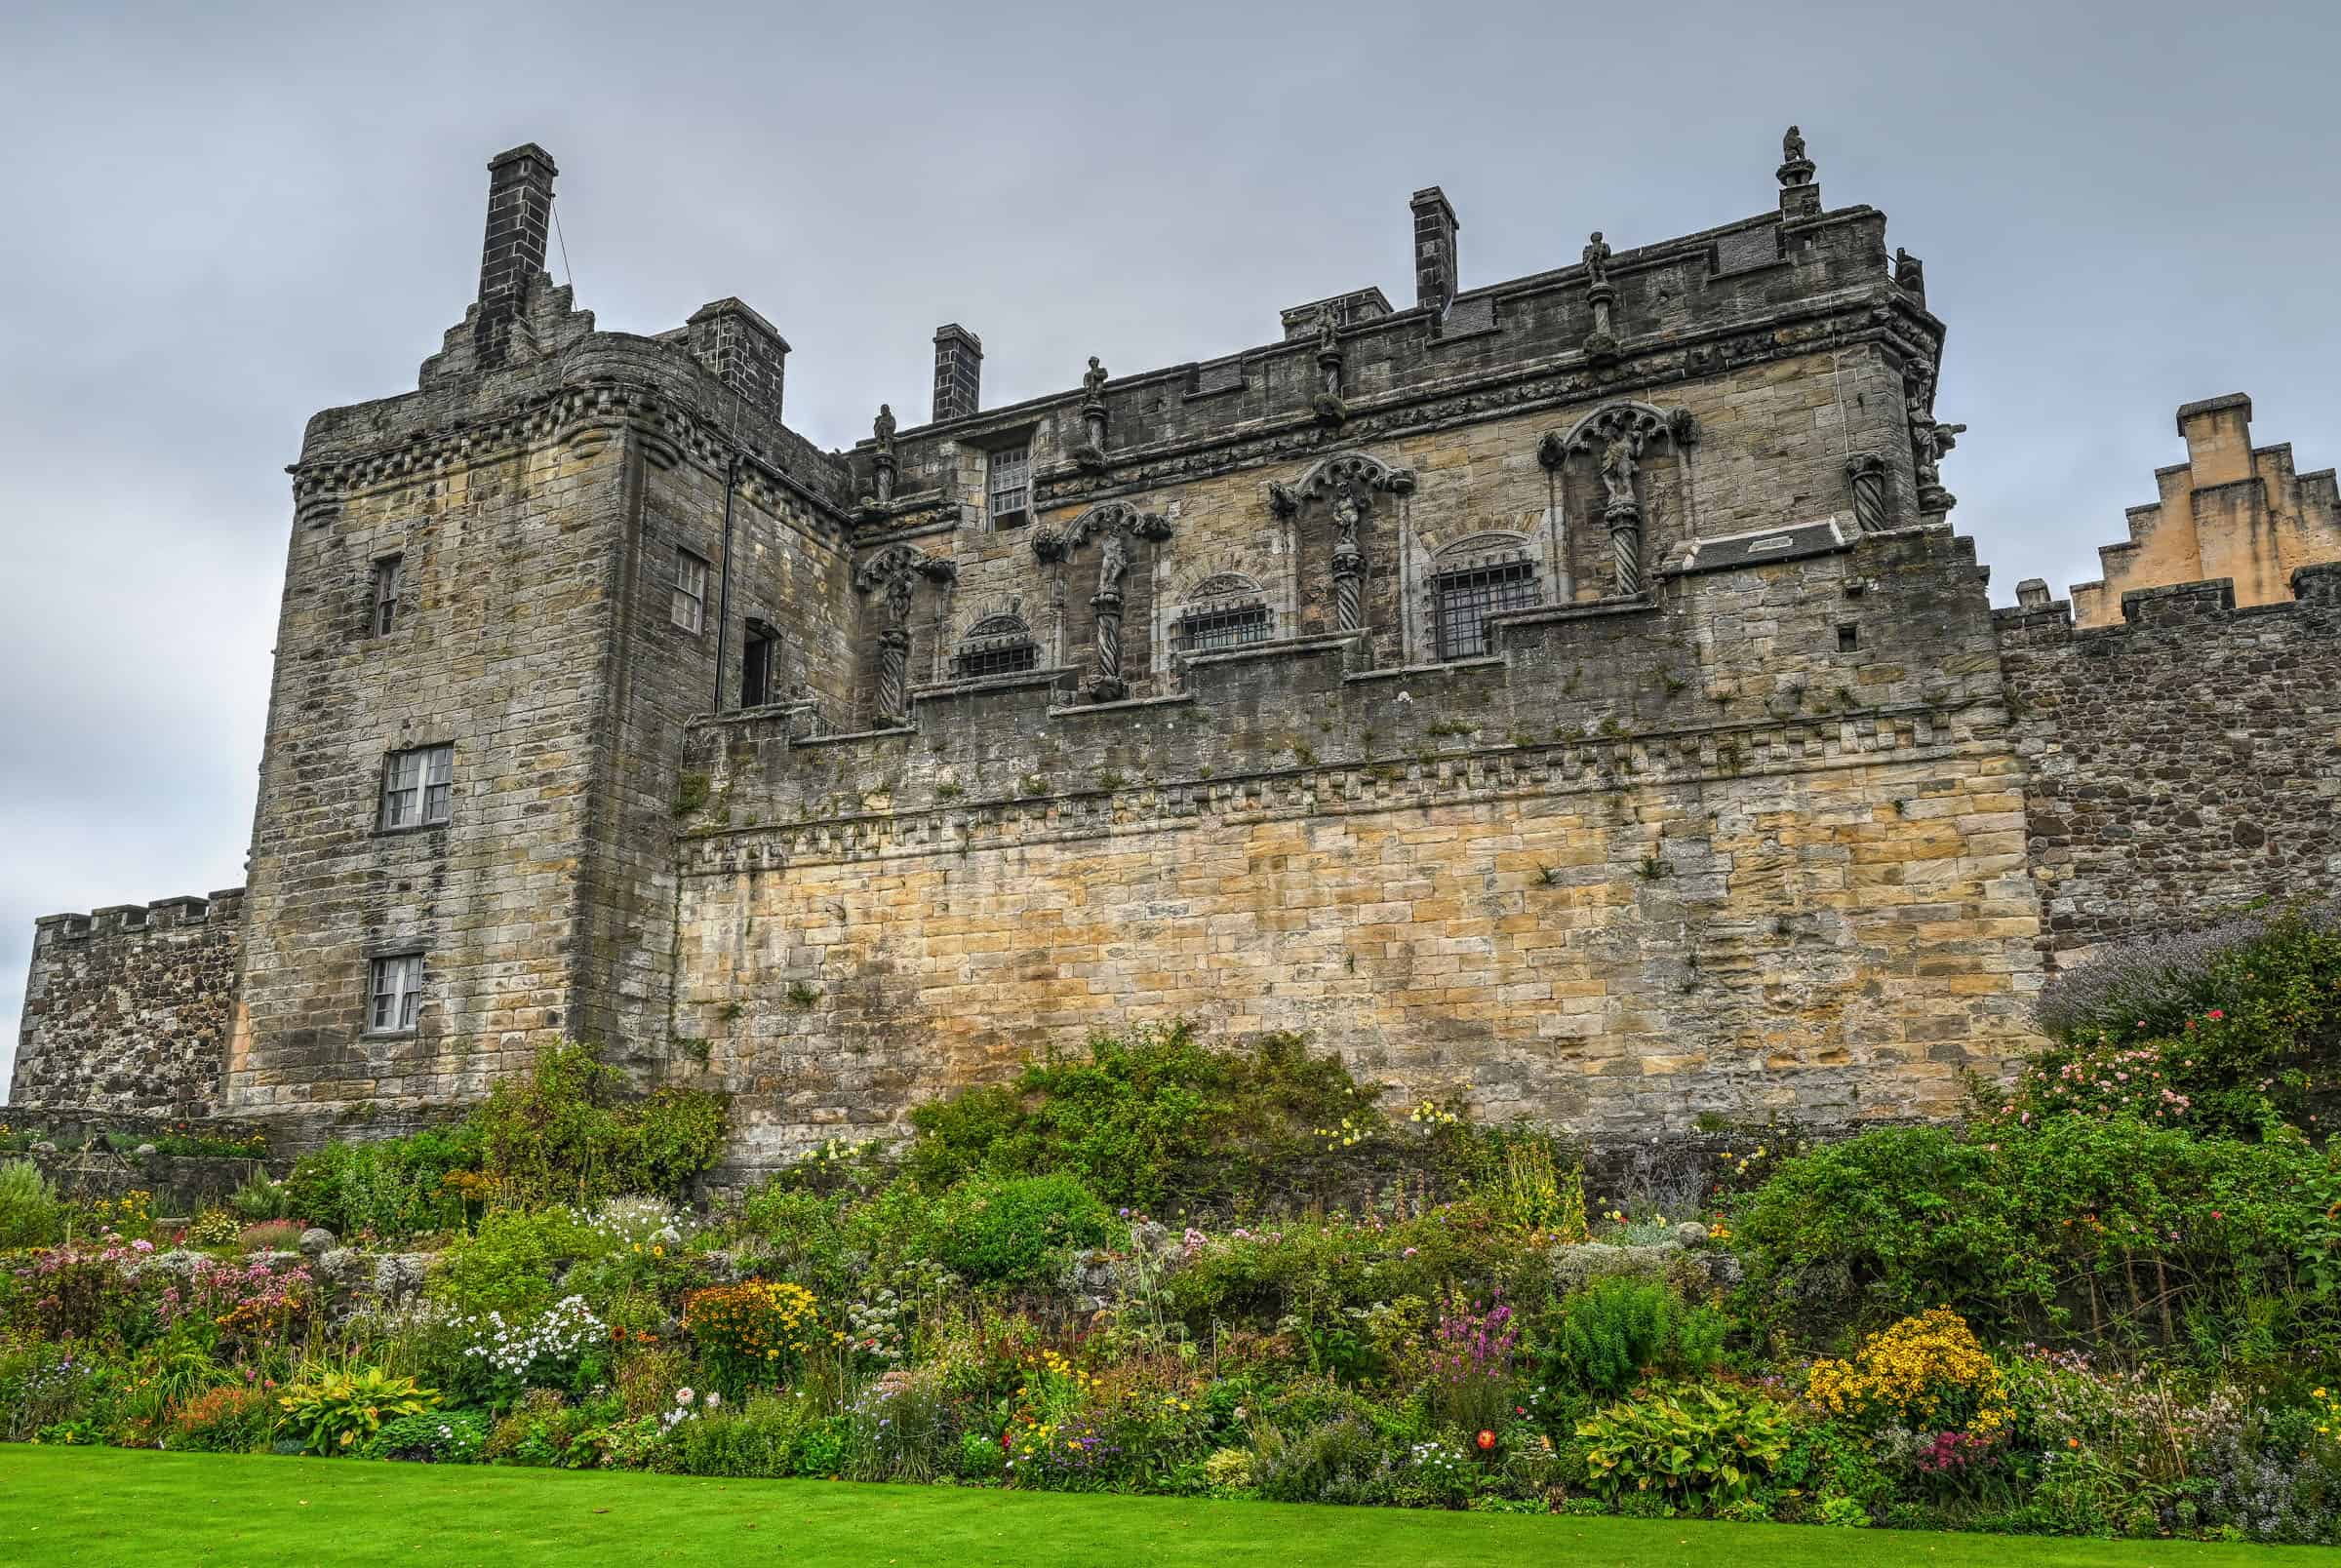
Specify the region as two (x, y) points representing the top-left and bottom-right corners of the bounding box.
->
(907, 1023), (1381, 1209)
(287, 1123), (480, 1239)
(1544, 1276), (1727, 1398)
(427, 1205), (608, 1316)
(0, 1158), (62, 1247)
(928, 1173), (1111, 1289)
(471, 1041), (728, 1206)
(369, 1408), (488, 1463)
(277, 1367), (438, 1456)
(1731, 1116), (2334, 1353)
(1576, 1384), (1792, 1510)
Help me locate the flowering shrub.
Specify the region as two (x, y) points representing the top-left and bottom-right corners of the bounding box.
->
(370, 1408), (489, 1463)
(164, 1384), (274, 1453)
(1427, 1290), (1517, 1431)
(1806, 1308), (2011, 1441)
(685, 1280), (819, 1393)
(453, 1294), (606, 1398)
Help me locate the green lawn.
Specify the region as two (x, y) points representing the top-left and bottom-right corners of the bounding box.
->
(0, 1447), (2325, 1567)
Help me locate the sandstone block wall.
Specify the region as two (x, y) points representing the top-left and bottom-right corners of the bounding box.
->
(14, 891), (243, 1116)
(677, 528), (2043, 1172)
(2000, 564), (2341, 954)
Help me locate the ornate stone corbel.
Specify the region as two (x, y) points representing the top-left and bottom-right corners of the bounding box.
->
(853, 543), (957, 726)
(1845, 452), (1889, 533)
(1267, 481), (1300, 522)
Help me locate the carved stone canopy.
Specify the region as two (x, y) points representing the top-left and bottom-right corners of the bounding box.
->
(1031, 498), (1172, 565)
(1538, 401), (1699, 470)
(1268, 451), (1419, 520)
(853, 541), (957, 595)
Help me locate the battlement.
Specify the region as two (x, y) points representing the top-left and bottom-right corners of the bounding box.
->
(34, 887), (247, 943)
(855, 193), (1919, 526)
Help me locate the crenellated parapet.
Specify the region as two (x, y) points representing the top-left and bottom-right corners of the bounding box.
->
(14, 888), (246, 1117)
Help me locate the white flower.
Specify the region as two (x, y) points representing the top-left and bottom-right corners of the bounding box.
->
(676, 1388), (695, 1405)
(704, 1391), (720, 1410)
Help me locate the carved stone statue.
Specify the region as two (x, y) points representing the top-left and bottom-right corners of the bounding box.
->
(1599, 430), (1642, 510)
(884, 569), (916, 628)
(1314, 303), (1340, 357)
(1082, 356), (1108, 404)
(873, 403), (896, 454)
(1096, 528), (1130, 597)
(1330, 490), (1363, 552)
(1581, 231), (1611, 287)
(1783, 125), (1805, 164)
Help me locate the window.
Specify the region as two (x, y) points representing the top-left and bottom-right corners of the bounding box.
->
(1174, 604), (1271, 652)
(368, 953), (423, 1034)
(672, 550), (708, 632)
(741, 623), (776, 707)
(372, 555), (403, 636)
(987, 445), (1030, 527)
(381, 744), (454, 829)
(1838, 623), (1860, 652)
(1434, 560), (1539, 661)
(953, 612), (1039, 680)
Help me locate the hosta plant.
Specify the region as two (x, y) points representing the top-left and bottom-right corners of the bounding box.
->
(278, 1367), (439, 1455)
(1577, 1384), (1793, 1509)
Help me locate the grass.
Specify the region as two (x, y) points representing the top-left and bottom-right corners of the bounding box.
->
(0, 1447), (2326, 1567)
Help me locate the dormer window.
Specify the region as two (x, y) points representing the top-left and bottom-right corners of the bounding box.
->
(987, 445), (1030, 528)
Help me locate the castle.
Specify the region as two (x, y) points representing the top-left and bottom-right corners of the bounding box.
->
(16, 136), (2341, 1173)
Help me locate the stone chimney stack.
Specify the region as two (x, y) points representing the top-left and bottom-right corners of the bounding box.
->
(475, 143), (558, 369)
(932, 324), (983, 422)
(685, 298), (790, 424)
(1410, 186), (1459, 317)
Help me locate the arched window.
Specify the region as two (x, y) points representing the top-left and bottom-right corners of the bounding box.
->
(1430, 534), (1540, 660)
(1172, 573), (1271, 653)
(953, 612), (1039, 680)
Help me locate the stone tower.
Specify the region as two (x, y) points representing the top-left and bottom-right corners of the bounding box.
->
(223, 144), (856, 1136)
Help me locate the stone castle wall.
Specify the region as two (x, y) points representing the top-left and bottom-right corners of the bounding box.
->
(13, 891), (243, 1116)
(2000, 564), (2341, 954)
(676, 528), (2043, 1171)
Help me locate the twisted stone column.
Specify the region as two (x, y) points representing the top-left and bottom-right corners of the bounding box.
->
(1332, 546), (1365, 634)
(1089, 588), (1127, 701)
(876, 626), (909, 726)
(1607, 499), (1644, 596)
(1845, 453), (1887, 534)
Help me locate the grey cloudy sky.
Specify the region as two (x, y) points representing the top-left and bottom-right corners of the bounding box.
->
(3, 1), (2336, 1095)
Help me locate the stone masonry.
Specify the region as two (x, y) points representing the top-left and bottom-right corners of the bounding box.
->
(13, 133), (2341, 1170)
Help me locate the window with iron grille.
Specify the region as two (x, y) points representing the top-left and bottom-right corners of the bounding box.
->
(372, 555), (403, 636)
(368, 953), (423, 1034)
(380, 744), (454, 829)
(672, 550), (708, 632)
(954, 613), (1038, 679)
(1433, 559), (1538, 660)
(987, 445), (1030, 526)
(1174, 603), (1270, 652)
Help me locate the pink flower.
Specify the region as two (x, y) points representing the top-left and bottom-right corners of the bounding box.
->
(675, 1388), (695, 1405)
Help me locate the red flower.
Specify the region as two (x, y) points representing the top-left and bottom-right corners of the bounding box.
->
(1475, 1430), (1497, 1452)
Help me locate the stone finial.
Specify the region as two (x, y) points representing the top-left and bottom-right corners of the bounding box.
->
(1893, 248), (1926, 304)
(2015, 578), (2052, 609)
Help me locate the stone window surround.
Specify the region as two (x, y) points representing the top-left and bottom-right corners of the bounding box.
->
(378, 743), (454, 831)
(672, 548), (709, 633)
(371, 552), (404, 637)
(366, 950), (424, 1036)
